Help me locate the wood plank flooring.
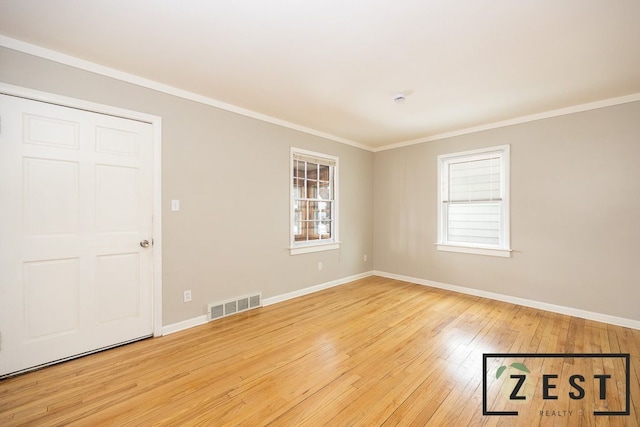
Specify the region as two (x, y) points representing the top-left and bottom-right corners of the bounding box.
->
(1, 276), (639, 426)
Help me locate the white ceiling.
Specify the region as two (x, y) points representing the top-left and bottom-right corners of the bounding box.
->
(1, 0), (639, 150)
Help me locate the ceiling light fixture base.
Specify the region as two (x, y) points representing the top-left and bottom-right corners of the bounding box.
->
(393, 93), (407, 102)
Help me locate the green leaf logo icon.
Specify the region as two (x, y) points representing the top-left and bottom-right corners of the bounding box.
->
(495, 362), (529, 379)
(511, 362), (530, 373)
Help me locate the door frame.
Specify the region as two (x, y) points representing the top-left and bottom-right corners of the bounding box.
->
(0, 82), (163, 337)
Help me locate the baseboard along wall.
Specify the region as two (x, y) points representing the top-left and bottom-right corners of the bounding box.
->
(162, 271), (375, 335)
(163, 270), (640, 335)
(373, 271), (640, 331)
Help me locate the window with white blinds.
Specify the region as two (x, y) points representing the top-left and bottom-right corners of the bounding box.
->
(290, 147), (340, 255)
(437, 145), (511, 257)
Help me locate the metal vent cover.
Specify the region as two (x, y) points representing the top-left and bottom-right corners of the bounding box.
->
(210, 304), (224, 320)
(224, 301), (237, 315)
(249, 294), (261, 308)
(207, 292), (262, 321)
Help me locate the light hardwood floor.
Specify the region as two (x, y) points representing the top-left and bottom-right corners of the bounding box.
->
(1, 276), (639, 426)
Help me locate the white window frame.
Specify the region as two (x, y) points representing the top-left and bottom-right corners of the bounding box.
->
(289, 147), (340, 255)
(436, 145), (511, 258)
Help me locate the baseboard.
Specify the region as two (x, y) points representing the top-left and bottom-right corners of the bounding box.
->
(162, 270), (375, 335)
(162, 314), (208, 336)
(162, 270), (640, 335)
(262, 271), (375, 306)
(373, 270), (640, 330)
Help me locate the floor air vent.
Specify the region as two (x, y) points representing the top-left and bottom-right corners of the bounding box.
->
(208, 293), (262, 321)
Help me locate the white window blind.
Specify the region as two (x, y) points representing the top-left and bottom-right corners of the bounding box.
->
(446, 157), (501, 245)
(438, 145), (510, 257)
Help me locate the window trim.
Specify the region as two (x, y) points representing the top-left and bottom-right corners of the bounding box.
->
(436, 145), (511, 257)
(289, 147), (340, 255)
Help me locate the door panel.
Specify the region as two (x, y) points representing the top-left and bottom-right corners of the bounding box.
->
(23, 157), (79, 236)
(96, 253), (140, 323)
(96, 126), (139, 156)
(23, 112), (79, 149)
(95, 164), (139, 232)
(24, 258), (80, 340)
(0, 94), (154, 377)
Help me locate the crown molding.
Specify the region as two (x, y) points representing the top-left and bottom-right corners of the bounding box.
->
(374, 92), (640, 152)
(3, 35), (638, 155)
(0, 35), (371, 152)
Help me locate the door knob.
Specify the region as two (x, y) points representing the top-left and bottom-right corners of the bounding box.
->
(140, 240), (150, 248)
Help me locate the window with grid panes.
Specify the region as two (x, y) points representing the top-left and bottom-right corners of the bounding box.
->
(437, 145), (511, 257)
(290, 148), (339, 255)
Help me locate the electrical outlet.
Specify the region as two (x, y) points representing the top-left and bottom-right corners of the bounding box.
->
(364, 254), (368, 262)
(183, 290), (192, 302)
(318, 262), (323, 271)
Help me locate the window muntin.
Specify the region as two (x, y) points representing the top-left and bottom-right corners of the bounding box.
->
(290, 148), (339, 254)
(438, 145), (510, 257)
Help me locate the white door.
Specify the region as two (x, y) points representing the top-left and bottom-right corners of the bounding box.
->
(0, 94), (154, 377)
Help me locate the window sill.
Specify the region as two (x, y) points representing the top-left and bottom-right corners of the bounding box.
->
(289, 242), (341, 255)
(436, 243), (511, 258)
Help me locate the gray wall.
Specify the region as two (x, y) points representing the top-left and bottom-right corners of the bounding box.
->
(373, 101), (640, 321)
(3, 45), (638, 325)
(0, 47), (374, 326)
